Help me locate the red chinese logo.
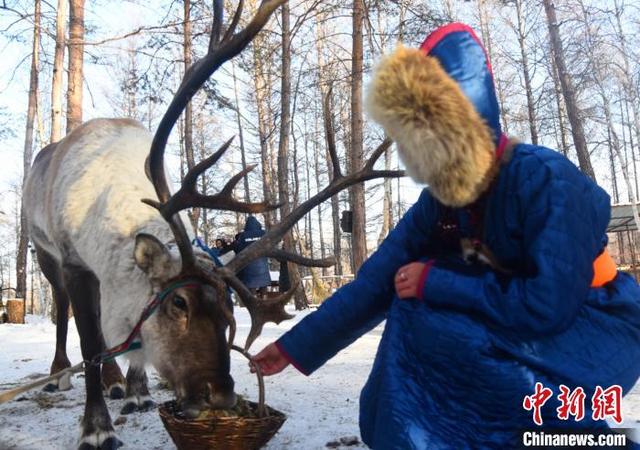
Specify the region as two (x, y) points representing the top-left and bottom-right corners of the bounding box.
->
(592, 385), (623, 424)
(523, 383), (623, 426)
(523, 382), (553, 426)
(556, 385), (586, 421)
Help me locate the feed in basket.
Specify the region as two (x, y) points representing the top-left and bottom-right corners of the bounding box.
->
(158, 346), (286, 450)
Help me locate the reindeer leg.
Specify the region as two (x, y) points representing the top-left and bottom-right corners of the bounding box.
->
(101, 361), (125, 400)
(121, 365), (154, 414)
(63, 265), (122, 450)
(47, 287), (73, 392)
(35, 246), (73, 392)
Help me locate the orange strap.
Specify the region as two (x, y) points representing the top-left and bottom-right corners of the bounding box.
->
(591, 249), (617, 288)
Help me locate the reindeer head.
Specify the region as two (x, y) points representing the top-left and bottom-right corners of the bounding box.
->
(133, 234), (236, 416)
(135, 0), (404, 418)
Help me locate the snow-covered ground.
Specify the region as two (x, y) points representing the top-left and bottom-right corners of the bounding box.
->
(0, 309), (376, 450)
(2, 309), (640, 450)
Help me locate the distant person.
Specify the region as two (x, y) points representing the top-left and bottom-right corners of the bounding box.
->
(192, 236), (223, 267)
(235, 216), (271, 295)
(214, 237), (226, 251)
(214, 237), (235, 265)
(214, 238), (228, 253)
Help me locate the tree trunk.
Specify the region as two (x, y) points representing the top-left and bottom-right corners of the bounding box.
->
(315, 17), (342, 275)
(313, 107), (327, 276)
(601, 93), (640, 231)
(183, 0), (198, 234)
(277, 3), (307, 310)
(303, 121), (314, 260)
(477, 0), (509, 135)
(623, 96), (638, 199)
(607, 125), (620, 203)
(614, 0), (640, 199)
(197, 115), (210, 244)
(252, 29), (276, 229)
(350, 0), (366, 270)
(577, 0), (640, 231)
(339, 101), (354, 272)
(7, 299), (25, 324)
(514, 0), (538, 145)
(66, 0), (84, 133)
(231, 61), (251, 203)
(378, 147), (394, 245)
(549, 52), (569, 156)
(16, 0), (41, 301)
(542, 0), (595, 180)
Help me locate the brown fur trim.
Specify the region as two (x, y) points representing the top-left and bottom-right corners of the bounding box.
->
(365, 45), (496, 207)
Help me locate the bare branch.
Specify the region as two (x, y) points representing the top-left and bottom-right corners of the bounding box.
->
(83, 19), (208, 46)
(227, 142), (405, 274)
(222, 0), (244, 44)
(364, 138), (393, 171)
(209, 0), (224, 51)
(265, 249), (336, 267)
(322, 85), (342, 179)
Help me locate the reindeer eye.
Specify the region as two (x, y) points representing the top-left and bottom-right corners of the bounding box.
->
(173, 295), (187, 310)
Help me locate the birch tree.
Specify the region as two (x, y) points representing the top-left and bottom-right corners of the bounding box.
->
(542, 0), (595, 180)
(16, 0), (42, 301)
(66, 0), (84, 133)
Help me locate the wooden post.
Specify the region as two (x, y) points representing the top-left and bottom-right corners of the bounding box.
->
(6, 299), (25, 324)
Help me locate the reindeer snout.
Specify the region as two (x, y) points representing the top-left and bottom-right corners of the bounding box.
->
(208, 390), (237, 410)
(178, 373), (236, 418)
(206, 376), (237, 409)
(180, 399), (207, 419)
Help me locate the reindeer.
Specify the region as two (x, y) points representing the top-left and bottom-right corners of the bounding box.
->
(23, 1), (403, 449)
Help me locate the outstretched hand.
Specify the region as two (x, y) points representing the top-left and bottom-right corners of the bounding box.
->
(394, 262), (427, 299)
(250, 342), (290, 376)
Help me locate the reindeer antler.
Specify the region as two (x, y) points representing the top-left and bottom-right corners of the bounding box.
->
(218, 267), (295, 349)
(226, 137), (403, 275)
(143, 0), (405, 350)
(145, 0), (286, 270)
(220, 137), (404, 348)
(142, 0), (290, 350)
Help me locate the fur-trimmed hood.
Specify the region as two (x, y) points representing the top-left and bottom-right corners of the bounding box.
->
(366, 23), (506, 207)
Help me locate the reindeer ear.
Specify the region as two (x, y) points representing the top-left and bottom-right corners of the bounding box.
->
(134, 233), (173, 280)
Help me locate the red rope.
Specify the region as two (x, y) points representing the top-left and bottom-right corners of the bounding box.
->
(91, 281), (199, 365)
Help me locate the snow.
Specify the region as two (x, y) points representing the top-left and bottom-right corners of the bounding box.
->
(0, 309), (377, 450)
(2, 311), (640, 449)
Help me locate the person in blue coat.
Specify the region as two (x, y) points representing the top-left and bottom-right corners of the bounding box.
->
(235, 216), (271, 293)
(252, 23), (640, 449)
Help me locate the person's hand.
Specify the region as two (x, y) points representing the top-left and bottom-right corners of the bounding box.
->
(250, 342), (290, 376)
(394, 262), (428, 299)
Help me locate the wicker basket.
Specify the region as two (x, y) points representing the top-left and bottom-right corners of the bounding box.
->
(159, 345), (286, 450)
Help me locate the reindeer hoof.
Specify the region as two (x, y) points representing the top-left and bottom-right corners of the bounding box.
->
(107, 384), (125, 400)
(43, 383), (58, 392)
(100, 436), (123, 450)
(138, 399), (156, 412)
(78, 432), (123, 450)
(120, 402), (137, 415)
(120, 396), (155, 414)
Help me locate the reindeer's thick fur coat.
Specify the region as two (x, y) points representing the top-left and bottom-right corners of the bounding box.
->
(365, 45), (496, 207)
(24, 119), (184, 359)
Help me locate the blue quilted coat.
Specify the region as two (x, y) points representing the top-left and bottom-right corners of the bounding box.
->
(235, 216), (271, 289)
(277, 24), (640, 449)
